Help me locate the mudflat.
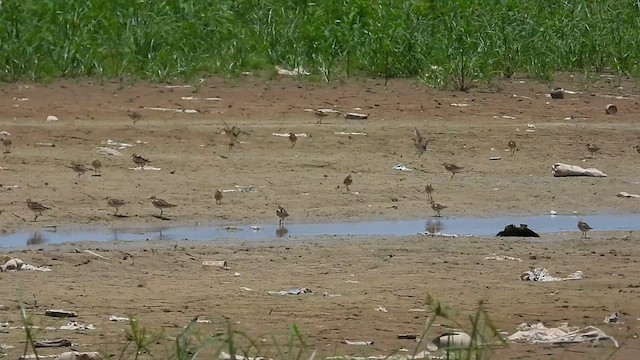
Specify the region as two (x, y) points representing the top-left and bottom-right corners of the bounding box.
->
(0, 75), (639, 359)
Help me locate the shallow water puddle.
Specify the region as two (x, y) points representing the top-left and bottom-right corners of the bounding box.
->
(1, 213), (639, 249)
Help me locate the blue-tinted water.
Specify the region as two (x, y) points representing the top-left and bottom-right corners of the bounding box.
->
(1, 213), (638, 249)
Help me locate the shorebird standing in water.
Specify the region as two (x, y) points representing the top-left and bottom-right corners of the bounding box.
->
(430, 199), (447, 217)
(276, 205), (289, 226)
(577, 220), (593, 238)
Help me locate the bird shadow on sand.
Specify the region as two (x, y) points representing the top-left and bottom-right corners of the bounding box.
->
(112, 214), (129, 218)
(152, 214), (172, 221)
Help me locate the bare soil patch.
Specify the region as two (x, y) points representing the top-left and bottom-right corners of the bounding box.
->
(0, 75), (639, 359)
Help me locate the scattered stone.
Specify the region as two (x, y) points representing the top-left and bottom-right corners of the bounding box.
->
(34, 339), (72, 348)
(344, 112), (368, 120)
(45, 310), (78, 318)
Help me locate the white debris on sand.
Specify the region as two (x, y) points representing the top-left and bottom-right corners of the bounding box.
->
(324, 351), (433, 360)
(272, 132), (309, 138)
(617, 192), (640, 198)
(129, 166), (161, 171)
(507, 322), (618, 347)
(55, 352), (102, 360)
(101, 139), (133, 148)
(95, 147), (122, 156)
(519, 268), (583, 282)
(552, 163), (607, 177)
(334, 131), (367, 136)
(144, 107), (198, 113)
(1, 258), (51, 272)
(275, 66), (310, 76)
(59, 321), (95, 331)
(108, 315), (130, 322)
(344, 339), (374, 346)
(484, 255), (523, 262)
(393, 163), (414, 171)
(418, 231), (474, 238)
(267, 288), (313, 296)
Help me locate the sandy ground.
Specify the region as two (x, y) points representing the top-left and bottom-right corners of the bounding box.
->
(1, 234), (639, 359)
(0, 75), (639, 359)
(0, 75), (639, 231)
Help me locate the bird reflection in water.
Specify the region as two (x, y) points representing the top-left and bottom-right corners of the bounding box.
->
(157, 228), (167, 241)
(275, 226), (289, 238)
(425, 218), (444, 236)
(26, 231), (47, 246)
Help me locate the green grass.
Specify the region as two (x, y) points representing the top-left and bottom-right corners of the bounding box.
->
(0, 0), (639, 87)
(13, 295), (507, 360)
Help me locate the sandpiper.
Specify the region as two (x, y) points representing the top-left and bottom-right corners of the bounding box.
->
(26, 199), (50, 221)
(148, 196), (176, 217)
(131, 153), (150, 168)
(214, 189), (223, 205)
(413, 128), (428, 157)
(443, 162), (464, 179)
(425, 183), (434, 200)
(577, 220), (593, 238)
(127, 110), (142, 124)
(91, 158), (102, 175)
(586, 143), (600, 158)
(228, 138), (237, 151)
(508, 139), (517, 155)
(289, 132), (297, 147)
(343, 175), (353, 192)
(107, 198), (127, 216)
(276, 205), (289, 226)
(430, 199), (447, 217)
(67, 162), (89, 177)
(314, 109), (329, 124)
(1, 138), (11, 153)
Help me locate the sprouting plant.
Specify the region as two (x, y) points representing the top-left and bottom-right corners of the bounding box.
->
(118, 317), (164, 360)
(169, 318), (214, 360)
(417, 295), (505, 360)
(20, 307), (40, 360)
